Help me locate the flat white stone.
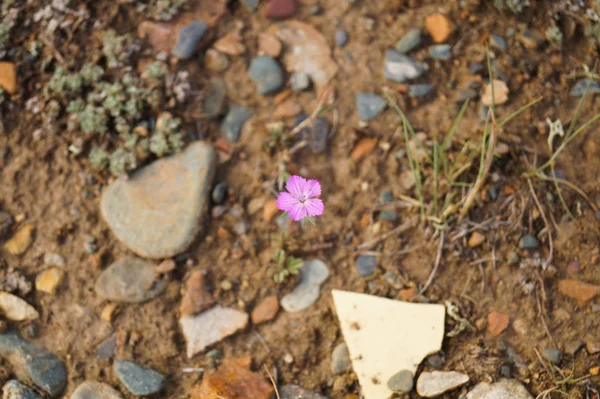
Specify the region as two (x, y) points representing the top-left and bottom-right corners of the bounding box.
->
(332, 290), (445, 399)
(466, 379), (533, 399)
(180, 306), (248, 358)
(0, 292), (39, 321)
(416, 371), (469, 397)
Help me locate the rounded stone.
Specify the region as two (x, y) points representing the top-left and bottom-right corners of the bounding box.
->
(113, 360), (165, 396)
(330, 343), (351, 374)
(71, 381), (123, 399)
(100, 142), (217, 259)
(335, 29), (348, 47)
(95, 257), (167, 303)
(355, 92), (387, 121)
(396, 28), (421, 53)
(212, 182), (229, 204)
(220, 105), (253, 143)
(2, 380), (43, 399)
(383, 50), (426, 83)
(387, 370), (414, 393)
(172, 20), (209, 59)
(248, 56), (285, 95)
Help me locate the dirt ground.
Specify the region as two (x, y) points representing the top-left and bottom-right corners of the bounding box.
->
(1, 0), (600, 398)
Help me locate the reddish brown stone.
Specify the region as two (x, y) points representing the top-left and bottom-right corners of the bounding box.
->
(274, 100), (302, 118)
(251, 296), (279, 324)
(191, 363), (274, 399)
(265, 0), (297, 20)
(258, 33), (282, 58)
(214, 32), (246, 56)
(180, 270), (214, 315)
(487, 311), (509, 337)
(0, 62), (17, 94)
(559, 279), (600, 306)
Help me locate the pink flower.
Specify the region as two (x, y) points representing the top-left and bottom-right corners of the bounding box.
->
(276, 175), (324, 222)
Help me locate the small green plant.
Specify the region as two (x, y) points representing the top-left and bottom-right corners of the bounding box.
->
(144, 61), (168, 82)
(0, 24), (10, 47)
(102, 30), (135, 68)
(545, 26), (563, 47)
(271, 231), (304, 283)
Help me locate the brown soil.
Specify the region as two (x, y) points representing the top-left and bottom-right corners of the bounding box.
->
(1, 0), (600, 398)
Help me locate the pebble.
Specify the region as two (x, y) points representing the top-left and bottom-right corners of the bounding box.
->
(114, 360), (164, 396)
(2, 380), (43, 399)
(262, 199), (279, 222)
(212, 182), (229, 204)
(279, 385), (328, 399)
(156, 259), (176, 274)
(330, 343), (351, 374)
(0, 62), (17, 94)
(305, 117), (329, 154)
(206, 349), (223, 359)
(192, 362), (274, 399)
(428, 44), (452, 60)
(395, 28), (421, 53)
(387, 370), (414, 393)
(408, 83), (435, 98)
(221, 105), (253, 142)
(281, 259), (329, 312)
(274, 99), (302, 118)
(35, 268), (65, 295)
(519, 235), (539, 249)
(258, 33), (282, 58)
(564, 340), (584, 356)
(380, 191), (394, 203)
(355, 255), (376, 277)
(0, 211), (12, 239)
(4, 224), (34, 255)
(43, 253), (66, 267)
(383, 50), (426, 83)
(202, 77), (227, 119)
(466, 379), (533, 399)
(519, 30), (544, 49)
(487, 311), (509, 337)
(0, 293), (39, 321)
(214, 33), (246, 56)
(425, 13), (455, 43)
(481, 79), (509, 106)
(0, 330), (66, 397)
(490, 34), (507, 51)
(571, 78), (600, 97)
(204, 49), (230, 72)
(541, 348), (562, 364)
(379, 210), (397, 221)
(71, 381), (123, 399)
(355, 92), (387, 121)
(172, 21), (209, 59)
(416, 371), (469, 398)
(558, 279), (600, 305)
(265, 0), (297, 19)
(249, 56), (285, 95)
(96, 336), (117, 360)
(243, 0), (260, 11)
(251, 295), (279, 324)
(101, 142), (217, 259)
(468, 232), (485, 247)
(291, 72), (310, 92)
(351, 137), (377, 162)
(180, 270), (214, 315)
(426, 353), (444, 369)
(180, 306), (248, 357)
(95, 257), (167, 303)
(335, 29), (348, 47)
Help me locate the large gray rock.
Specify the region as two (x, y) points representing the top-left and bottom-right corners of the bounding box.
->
(466, 379), (533, 399)
(281, 259), (329, 312)
(94, 257), (166, 303)
(0, 330), (66, 398)
(101, 142), (217, 259)
(2, 380), (43, 399)
(70, 381), (123, 399)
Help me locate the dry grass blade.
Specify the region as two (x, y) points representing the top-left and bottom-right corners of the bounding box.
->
(420, 230), (445, 295)
(535, 174), (598, 212)
(527, 177), (553, 267)
(357, 216), (418, 250)
(288, 85), (333, 138)
(264, 365), (281, 399)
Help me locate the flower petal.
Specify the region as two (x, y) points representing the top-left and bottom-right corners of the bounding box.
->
(304, 198), (324, 217)
(288, 203), (308, 221)
(305, 179), (321, 198)
(276, 192), (298, 212)
(285, 175), (307, 199)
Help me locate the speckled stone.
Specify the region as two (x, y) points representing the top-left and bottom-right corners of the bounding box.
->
(114, 360), (164, 396)
(172, 21), (209, 59)
(248, 56), (285, 95)
(2, 380), (43, 399)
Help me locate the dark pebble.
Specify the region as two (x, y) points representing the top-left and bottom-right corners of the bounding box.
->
(428, 44), (451, 60)
(408, 84), (435, 98)
(220, 105), (253, 143)
(248, 56), (285, 95)
(2, 380), (43, 399)
(206, 348), (223, 359)
(212, 182), (229, 205)
(309, 117), (330, 154)
(541, 348), (562, 365)
(96, 336), (116, 360)
(519, 235), (539, 249)
(201, 78), (227, 119)
(355, 255), (377, 277)
(243, 0), (260, 11)
(500, 364), (512, 378)
(395, 28), (421, 54)
(114, 359), (165, 396)
(490, 34), (507, 51)
(571, 79), (600, 97)
(425, 353), (444, 369)
(172, 21), (209, 60)
(0, 211), (13, 239)
(380, 191), (394, 203)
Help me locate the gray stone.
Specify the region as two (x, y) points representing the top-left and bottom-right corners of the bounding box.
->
(571, 79), (600, 97)
(308, 117), (329, 154)
(380, 191), (394, 203)
(541, 348), (562, 364)
(0, 330), (66, 398)
(355, 92), (387, 121)
(416, 371), (469, 398)
(281, 259), (329, 312)
(291, 72), (310, 92)
(335, 29), (348, 47)
(387, 370), (414, 393)
(248, 56), (285, 95)
(466, 379), (533, 399)
(519, 235), (539, 249)
(0, 211), (12, 239)
(212, 182), (229, 205)
(172, 21), (209, 59)
(408, 84), (435, 98)
(70, 381), (123, 399)
(378, 210), (397, 221)
(43, 253), (66, 267)
(95, 257), (166, 303)
(395, 28), (421, 53)
(114, 360), (164, 396)
(564, 340), (584, 356)
(2, 380), (43, 399)
(220, 105), (253, 143)
(202, 78), (227, 119)
(242, 0), (260, 11)
(490, 34), (507, 51)
(96, 336), (116, 360)
(383, 50), (425, 82)
(101, 142), (217, 259)
(355, 255), (376, 277)
(330, 343), (351, 374)
(279, 385), (328, 399)
(428, 44), (452, 60)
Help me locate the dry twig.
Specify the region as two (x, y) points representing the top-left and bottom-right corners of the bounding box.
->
(420, 230), (445, 295)
(357, 216), (417, 250)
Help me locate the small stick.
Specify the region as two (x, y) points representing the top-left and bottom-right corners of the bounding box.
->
(264, 365), (281, 399)
(288, 85), (333, 138)
(357, 216), (417, 250)
(420, 230), (445, 295)
(527, 177), (553, 267)
(302, 242), (334, 252)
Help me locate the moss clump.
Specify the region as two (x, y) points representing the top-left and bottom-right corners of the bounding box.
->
(493, 0), (529, 13)
(89, 147), (109, 170)
(102, 30), (136, 68)
(546, 26), (563, 47)
(0, 24), (10, 47)
(109, 148), (137, 175)
(144, 61), (168, 81)
(148, 0), (187, 21)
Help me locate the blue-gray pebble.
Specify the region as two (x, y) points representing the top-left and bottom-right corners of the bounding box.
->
(249, 56), (285, 95)
(356, 255), (377, 277)
(172, 21), (208, 60)
(408, 84), (435, 98)
(220, 105), (252, 142)
(541, 348), (562, 365)
(520, 235), (539, 249)
(396, 28), (421, 53)
(387, 370), (414, 393)
(383, 49), (425, 82)
(490, 34), (507, 51)
(212, 182), (229, 204)
(243, 0), (260, 11)
(355, 92), (387, 121)
(428, 44), (451, 60)
(571, 79), (600, 97)
(335, 29), (349, 47)
(2, 380), (43, 399)
(114, 360), (165, 396)
(291, 72), (310, 92)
